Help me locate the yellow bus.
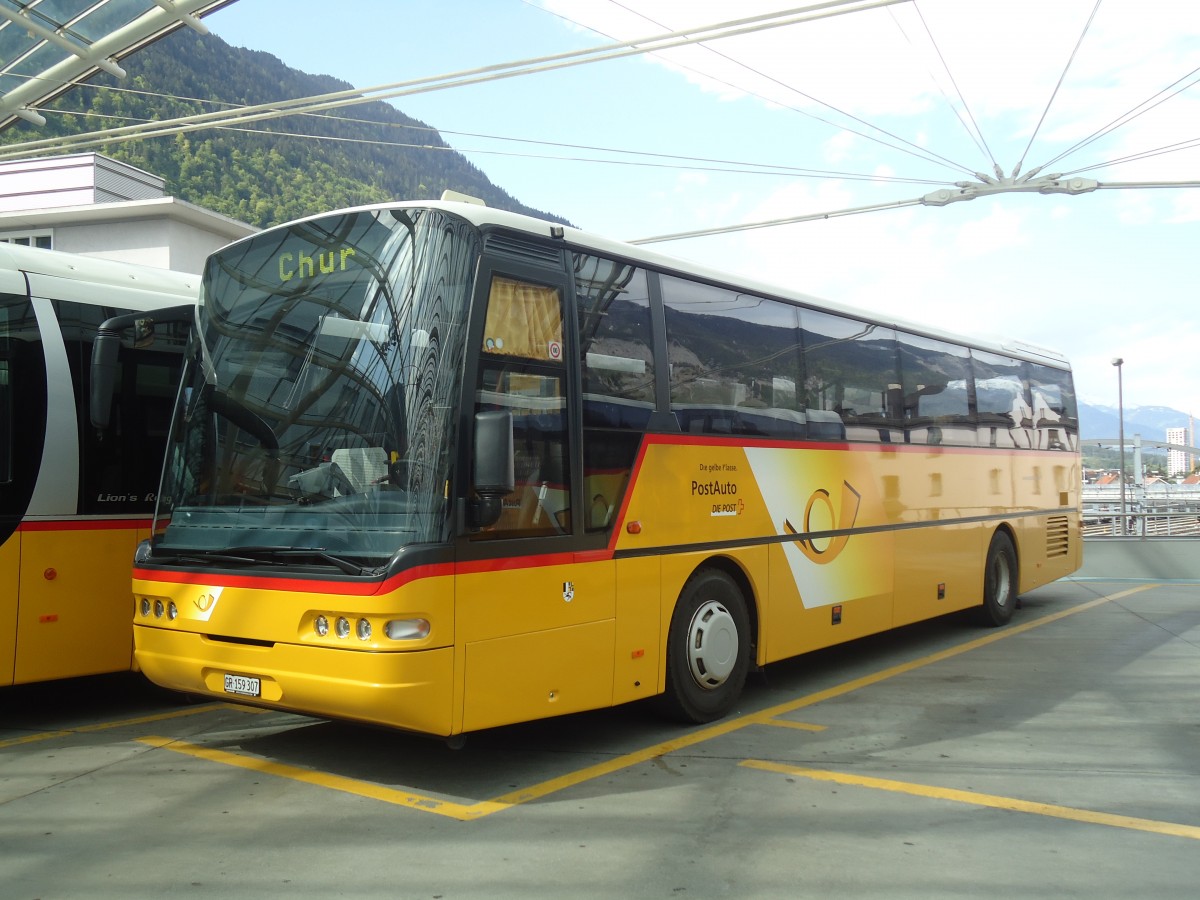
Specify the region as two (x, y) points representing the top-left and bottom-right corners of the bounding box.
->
(1, 243), (196, 686)
(116, 198), (1080, 735)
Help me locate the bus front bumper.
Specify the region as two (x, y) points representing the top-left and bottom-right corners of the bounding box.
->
(134, 624), (456, 737)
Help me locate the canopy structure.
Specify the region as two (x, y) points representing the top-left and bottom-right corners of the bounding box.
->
(0, 0), (236, 133)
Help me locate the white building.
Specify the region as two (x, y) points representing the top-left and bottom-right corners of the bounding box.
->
(0, 153), (255, 273)
(1166, 425), (1192, 477)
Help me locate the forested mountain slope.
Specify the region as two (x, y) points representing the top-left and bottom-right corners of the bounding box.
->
(2, 29), (567, 229)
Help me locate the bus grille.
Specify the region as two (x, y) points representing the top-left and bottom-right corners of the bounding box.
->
(1046, 516), (1070, 558)
(207, 633), (274, 648)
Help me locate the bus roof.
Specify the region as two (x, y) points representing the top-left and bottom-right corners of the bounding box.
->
(0, 242), (198, 311)
(217, 199), (1071, 370)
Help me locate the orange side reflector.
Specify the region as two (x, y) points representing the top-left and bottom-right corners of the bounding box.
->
(39, 614), (59, 623)
(631, 648), (644, 659)
(626, 521), (642, 534)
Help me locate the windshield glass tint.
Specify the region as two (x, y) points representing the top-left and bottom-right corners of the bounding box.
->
(155, 208), (478, 562)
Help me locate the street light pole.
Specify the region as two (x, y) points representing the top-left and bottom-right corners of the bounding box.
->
(1112, 357), (1126, 535)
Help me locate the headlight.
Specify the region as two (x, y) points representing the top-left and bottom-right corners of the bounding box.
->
(335, 617), (350, 639)
(385, 618), (431, 640)
(314, 615), (329, 637)
(356, 618), (372, 641)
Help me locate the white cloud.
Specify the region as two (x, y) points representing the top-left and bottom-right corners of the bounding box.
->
(535, 0), (1200, 411)
(823, 130), (856, 163)
(953, 205), (1028, 258)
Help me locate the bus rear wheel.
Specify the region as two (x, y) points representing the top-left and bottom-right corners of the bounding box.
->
(976, 531), (1017, 627)
(661, 568), (750, 723)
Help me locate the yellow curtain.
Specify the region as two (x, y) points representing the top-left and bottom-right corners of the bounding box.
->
(482, 277), (563, 361)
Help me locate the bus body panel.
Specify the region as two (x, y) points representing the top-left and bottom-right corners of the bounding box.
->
(890, 520), (984, 629)
(456, 558), (617, 731)
(1014, 511), (1082, 591)
(462, 618), (615, 732)
(135, 627), (456, 736)
(616, 438), (1078, 668)
(455, 557), (615, 644)
(762, 541), (897, 664)
(14, 522), (142, 683)
(612, 556), (662, 705)
(1, 244), (196, 686)
(0, 534), (17, 680)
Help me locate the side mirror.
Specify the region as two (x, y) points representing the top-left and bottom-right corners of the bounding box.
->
(90, 304), (194, 430)
(471, 409), (514, 528)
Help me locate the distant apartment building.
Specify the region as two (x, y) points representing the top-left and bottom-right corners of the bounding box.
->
(0, 153), (254, 273)
(1166, 425), (1193, 477)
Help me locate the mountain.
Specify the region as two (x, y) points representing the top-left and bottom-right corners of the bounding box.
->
(1078, 401), (1192, 442)
(0, 30), (570, 229)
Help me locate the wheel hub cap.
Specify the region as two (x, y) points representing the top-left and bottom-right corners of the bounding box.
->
(687, 600), (739, 689)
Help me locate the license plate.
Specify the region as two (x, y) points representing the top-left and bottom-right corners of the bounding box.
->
(223, 673), (261, 697)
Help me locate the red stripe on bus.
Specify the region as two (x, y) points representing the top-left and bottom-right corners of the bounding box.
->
(133, 548), (617, 597)
(19, 518), (153, 532)
(637, 432), (1062, 456)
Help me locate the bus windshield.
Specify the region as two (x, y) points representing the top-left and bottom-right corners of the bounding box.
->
(152, 208), (479, 565)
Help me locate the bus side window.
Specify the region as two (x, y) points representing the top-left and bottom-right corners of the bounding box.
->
(1027, 362), (1078, 451)
(972, 350), (1031, 449)
(897, 331), (975, 446)
(0, 295), (45, 516)
(52, 301), (184, 515)
(800, 309), (900, 442)
(660, 275), (804, 441)
(574, 255), (655, 531)
(0, 358), (9, 484)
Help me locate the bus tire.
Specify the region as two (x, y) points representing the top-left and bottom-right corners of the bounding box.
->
(976, 531), (1017, 627)
(661, 568), (751, 723)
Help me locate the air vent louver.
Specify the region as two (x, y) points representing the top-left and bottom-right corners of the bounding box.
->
(485, 232), (564, 268)
(1047, 515), (1070, 558)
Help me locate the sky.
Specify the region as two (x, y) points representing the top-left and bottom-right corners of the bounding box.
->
(202, 0), (1200, 416)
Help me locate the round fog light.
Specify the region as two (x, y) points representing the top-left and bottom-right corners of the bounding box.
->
(335, 616), (350, 639)
(356, 618), (372, 640)
(314, 615), (329, 637)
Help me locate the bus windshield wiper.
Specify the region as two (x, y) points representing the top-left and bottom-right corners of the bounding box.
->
(165, 542), (369, 578)
(223, 549), (372, 578)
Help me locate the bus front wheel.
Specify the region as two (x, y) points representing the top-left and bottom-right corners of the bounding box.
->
(976, 531), (1017, 627)
(661, 568), (751, 723)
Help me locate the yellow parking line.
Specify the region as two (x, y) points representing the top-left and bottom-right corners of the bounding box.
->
(137, 736), (507, 821)
(0, 730), (72, 748)
(741, 760), (1200, 841)
(0, 703), (233, 749)
(133, 586), (1156, 818)
(763, 719), (827, 732)
(481, 587), (1153, 810)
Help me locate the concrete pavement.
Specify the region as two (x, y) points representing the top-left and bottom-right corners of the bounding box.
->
(2, 577), (1197, 899)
